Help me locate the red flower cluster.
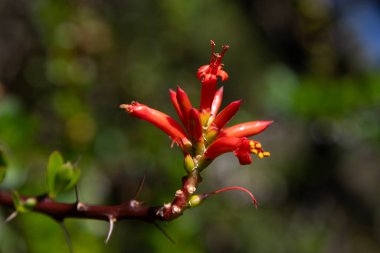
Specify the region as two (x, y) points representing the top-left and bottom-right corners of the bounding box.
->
(121, 41), (272, 170)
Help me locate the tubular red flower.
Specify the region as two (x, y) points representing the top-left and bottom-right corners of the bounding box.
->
(198, 41), (229, 110)
(176, 86), (193, 131)
(204, 137), (270, 165)
(169, 89), (185, 126)
(188, 108), (203, 141)
(220, 120), (273, 138)
(213, 100), (242, 129)
(120, 102), (191, 148)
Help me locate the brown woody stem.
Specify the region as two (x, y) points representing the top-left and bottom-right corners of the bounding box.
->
(0, 171), (202, 223)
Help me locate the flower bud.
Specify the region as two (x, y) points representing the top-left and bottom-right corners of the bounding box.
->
(184, 154), (196, 173)
(188, 194), (203, 207)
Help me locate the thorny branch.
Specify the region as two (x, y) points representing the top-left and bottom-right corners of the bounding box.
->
(0, 40), (272, 245)
(0, 171), (201, 223)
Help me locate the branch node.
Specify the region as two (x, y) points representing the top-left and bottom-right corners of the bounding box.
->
(186, 185), (196, 194)
(175, 189), (184, 197)
(77, 202), (88, 211)
(129, 199), (140, 208)
(172, 205), (181, 214)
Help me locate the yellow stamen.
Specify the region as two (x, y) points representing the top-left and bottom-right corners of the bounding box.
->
(251, 149), (258, 155)
(258, 152), (264, 159)
(263, 152), (271, 157)
(255, 142), (262, 149)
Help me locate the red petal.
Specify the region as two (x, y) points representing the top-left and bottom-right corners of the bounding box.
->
(204, 136), (240, 159)
(197, 65), (209, 80)
(210, 87), (224, 117)
(169, 89), (186, 127)
(220, 121), (273, 138)
(217, 69), (229, 81)
(188, 108), (203, 141)
(200, 76), (217, 110)
(120, 102), (190, 147)
(176, 86), (193, 131)
(213, 100), (242, 129)
(235, 150), (252, 165)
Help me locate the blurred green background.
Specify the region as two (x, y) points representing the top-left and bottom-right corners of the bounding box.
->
(1, 0), (380, 252)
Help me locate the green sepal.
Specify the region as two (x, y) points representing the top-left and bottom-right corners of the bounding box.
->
(0, 148), (7, 184)
(11, 191), (37, 213)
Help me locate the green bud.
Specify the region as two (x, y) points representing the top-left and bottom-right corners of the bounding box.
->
(200, 110), (210, 128)
(205, 129), (218, 144)
(184, 154), (195, 173)
(23, 198), (37, 209)
(188, 195), (203, 207)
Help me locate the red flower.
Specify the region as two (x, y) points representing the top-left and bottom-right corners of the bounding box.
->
(120, 102), (191, 149)
(204, 137), (270, 165)
(197, 40), (229, 111)
(121, 40), (272, 167)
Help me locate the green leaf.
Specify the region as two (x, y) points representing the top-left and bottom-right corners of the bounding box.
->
(54, 162), (81, 195)
(0, 148), (7, 184)
(47, 151), (64, 198)
(46, 151), (81, 198)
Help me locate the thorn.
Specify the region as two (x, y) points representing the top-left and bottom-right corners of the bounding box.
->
(74, 185), (80, 204)
(60, 222), (74, 253)
(105, 216), (117, 244)
(134, 171), (147, 200)
(153, 222), (175, 244)
(5, 211), (18, 223)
